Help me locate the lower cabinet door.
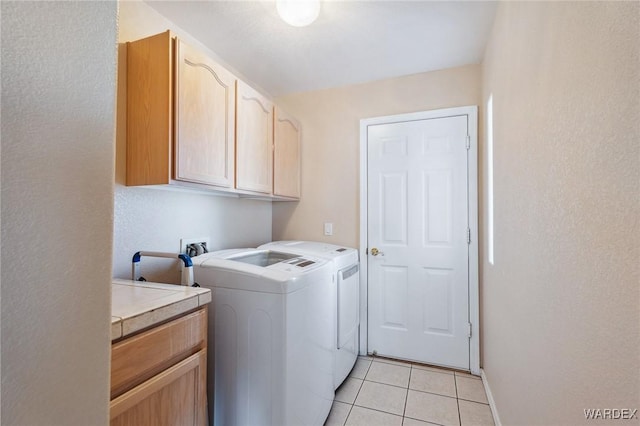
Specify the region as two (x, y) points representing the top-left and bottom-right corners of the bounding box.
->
(110, 349), (207, 426)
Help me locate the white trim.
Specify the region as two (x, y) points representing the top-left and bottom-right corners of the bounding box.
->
(358, 106), (480, 375)
(467, 106), (480, 375)
(481, 369), (502, 426)
(358, 119), (369, 355)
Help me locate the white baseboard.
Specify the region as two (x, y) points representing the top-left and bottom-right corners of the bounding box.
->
(481, 368), (502, 426)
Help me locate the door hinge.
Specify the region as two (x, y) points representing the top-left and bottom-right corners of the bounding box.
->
(467, 322), (472, 338)
(466, 135), (471, 150)
(467, 228), (471, 244)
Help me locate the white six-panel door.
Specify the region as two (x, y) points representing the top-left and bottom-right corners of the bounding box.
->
(367, 114), (470, 370)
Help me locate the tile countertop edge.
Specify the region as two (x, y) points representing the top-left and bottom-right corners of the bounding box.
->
(198, 291), (213, 305)
(111, 280), (212, 341)
(111, 316), (123, 340)
(120, 295), (199, 337)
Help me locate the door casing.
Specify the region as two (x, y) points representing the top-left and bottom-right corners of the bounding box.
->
(359, 106), (479, 374)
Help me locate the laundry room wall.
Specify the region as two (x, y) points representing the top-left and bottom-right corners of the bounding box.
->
(272, 65), (481, 248)
(112, 1), (273, 283)
(481, 2), (639, 424)
(1, 2), (116, 424)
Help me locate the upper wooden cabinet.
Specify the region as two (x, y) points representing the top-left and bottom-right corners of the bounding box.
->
(273, 107), (301, 199)
(235, 80), (274, 194)
(126, 31), (172, 186)
(126, 31), (236, 188)
(175, 39), (235, 187)
(125, 30), (301, 200)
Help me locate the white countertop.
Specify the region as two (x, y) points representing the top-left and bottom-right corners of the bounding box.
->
(111, 279), (211, 340)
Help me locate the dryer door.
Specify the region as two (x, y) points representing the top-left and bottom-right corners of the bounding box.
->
(337, 263), (360, 348)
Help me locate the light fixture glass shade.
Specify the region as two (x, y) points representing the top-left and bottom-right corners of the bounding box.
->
(276, 0), (321, 27)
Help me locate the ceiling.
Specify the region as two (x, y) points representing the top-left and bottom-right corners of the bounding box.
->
(146, 1), (498, 97)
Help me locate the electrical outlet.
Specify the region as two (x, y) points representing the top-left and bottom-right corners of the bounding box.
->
(180, 237), (210, 256)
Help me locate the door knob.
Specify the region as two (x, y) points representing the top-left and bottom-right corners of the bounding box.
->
(370, 247), (384, 256)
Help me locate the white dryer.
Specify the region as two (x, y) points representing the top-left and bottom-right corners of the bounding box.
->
(193, 248), (334, 426)
(259, 241), (360, 389)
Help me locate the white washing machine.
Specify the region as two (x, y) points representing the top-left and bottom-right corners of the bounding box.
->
(193, 248), (334, 426)
(259, 241), (360, 389)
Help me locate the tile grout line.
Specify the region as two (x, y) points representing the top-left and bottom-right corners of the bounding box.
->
(361, 359), (412, 390)
(403, 366), (413, 419)
(458, 397), (490, 405)
(414, 366), (458, 377)
(352, 380), (365, 404)
(404, 386), (459, 401)
(339, 380), (362, 426)
(455, 373), (462, 426)
(370, 360), (413, 371)
(455, 372), (482, 380)
(371, 354), (480, 378)
(358, 358), (373, 381)
(349, 404), (405, 421)
(349, 370), (367, 407)
(342, 402), (353, 426)
(353, 360), (409, 420)
(362, 378), (411, 390)
(455, 374), (490, 405)
(372, 356), (414, 368)
(340, 358), (474, 425)
(351, 382), (406, 418)
(338, 358), (373, 425)
(403, 414), (448, 426)
(373, 357), (474, 380)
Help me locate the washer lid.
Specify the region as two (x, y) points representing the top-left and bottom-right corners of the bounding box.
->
(193, 248), (331, 293)
(226, 250), (298, 267)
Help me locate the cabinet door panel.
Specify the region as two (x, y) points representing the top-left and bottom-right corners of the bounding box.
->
(126, 31), (172, 186)
(236, 81), (273, 194)
(111, 308), (207, 399)
(175, 39), (235, 187)
(273, 107), (301, 198)
(110, 350), (207, 426)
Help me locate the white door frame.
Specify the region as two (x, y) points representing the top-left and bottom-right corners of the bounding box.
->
(359, 105), (479, 374)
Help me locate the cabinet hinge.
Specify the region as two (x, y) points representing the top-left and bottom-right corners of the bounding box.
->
(467, 228), (471, 244)
(466, 135), (471, 150)
(467, 322), (472, 338)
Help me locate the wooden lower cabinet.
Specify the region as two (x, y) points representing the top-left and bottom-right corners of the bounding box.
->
(110, 350), (207, 426)
(110, 308), (208, 426)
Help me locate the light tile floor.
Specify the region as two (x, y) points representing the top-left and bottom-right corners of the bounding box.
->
(325, 356), (495, 426)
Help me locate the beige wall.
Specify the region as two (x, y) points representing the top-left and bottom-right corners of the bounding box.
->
(113, 1), (273, 282)
(273, 65), (481, 247)
(1, 1), (117, 424)
(481, 2), (639, 424)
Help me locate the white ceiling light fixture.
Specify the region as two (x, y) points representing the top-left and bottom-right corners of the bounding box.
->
(276, 0), (321, 27)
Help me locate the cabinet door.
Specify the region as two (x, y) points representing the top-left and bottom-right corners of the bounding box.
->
(110, 350), (208, 426)
(126, 31), (172, 186)
(236, 80), (274, 194)
(111, 308), (207, 399)
(273, 107), (301, 198)
(175, 38), (236, 187)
